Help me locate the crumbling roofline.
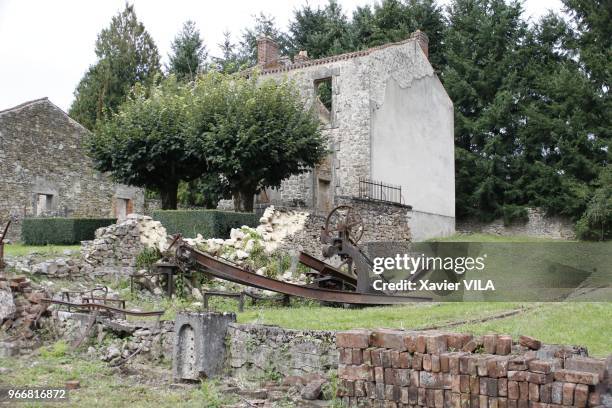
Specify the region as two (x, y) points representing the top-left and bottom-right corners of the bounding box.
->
(260, 37), (421, 75)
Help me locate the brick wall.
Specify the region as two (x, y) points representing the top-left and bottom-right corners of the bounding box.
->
(336, 329), (610, 407)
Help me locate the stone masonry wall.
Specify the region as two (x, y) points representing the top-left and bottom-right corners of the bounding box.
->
(336, 329), (611, 407)
(0, 98), (144, 242)
(337, 196), (412, 243)
(227, 323), (338, 379)
(277, 198), (411, 260)
(456, 208), (575, 240)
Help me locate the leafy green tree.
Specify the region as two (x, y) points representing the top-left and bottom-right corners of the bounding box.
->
(168, 20), (208, 81)
(87, 77), (203, 209)
(192, 73), (326, 212)
(69, 4), (161, 129)
(177, 175), (230, 209)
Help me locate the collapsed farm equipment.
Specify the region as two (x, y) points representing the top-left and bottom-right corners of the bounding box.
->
(170, 205), (431, 305)
(41, 286), (164, 351)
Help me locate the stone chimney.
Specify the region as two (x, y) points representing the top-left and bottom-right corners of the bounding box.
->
(294, 50), (310, 63)
(257, 36), (279, 68)
(410, 30), (429, 59)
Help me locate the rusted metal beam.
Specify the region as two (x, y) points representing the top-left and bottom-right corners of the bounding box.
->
(41, 298), (165, 317)
(0, 220), (10, 270)
(0, 220), (11, 244)
(298, 251), (357, 287)
(178, 244), (430, 305)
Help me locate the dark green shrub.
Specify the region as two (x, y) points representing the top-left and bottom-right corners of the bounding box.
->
(153, 210), (258, 238)
(135, 247), (162, 270)
(502, 205), (529, 226)
(22, 218), (116, 245)
(576, 166), (612, 241)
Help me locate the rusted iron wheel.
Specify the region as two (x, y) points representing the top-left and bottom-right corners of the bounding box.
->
(324, 205), (364, 243)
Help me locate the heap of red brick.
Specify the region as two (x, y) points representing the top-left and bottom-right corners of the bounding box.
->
(336, 329), (609, 408)
(0, 275), (48, 339)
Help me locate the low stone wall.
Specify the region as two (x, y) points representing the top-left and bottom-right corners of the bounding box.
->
(227, 323), (338, 379)
(277, 197), (412, 259)
(335, 329), (610, 407)
(337, 197), (412, 243)
(457, 208), (575, 240)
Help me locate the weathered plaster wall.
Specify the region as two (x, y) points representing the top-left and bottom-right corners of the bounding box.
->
(0, 98), (144, 241)
(371, 74), (455, 221)
(409, 210), (456, 242)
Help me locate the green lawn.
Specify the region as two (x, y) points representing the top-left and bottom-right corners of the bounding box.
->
(429, 233), (574, 242)
(2, 243), (81, 257)
(237, 302), (612, 357)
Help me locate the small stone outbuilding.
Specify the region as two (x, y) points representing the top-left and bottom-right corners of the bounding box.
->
(0, 98), (144, 241)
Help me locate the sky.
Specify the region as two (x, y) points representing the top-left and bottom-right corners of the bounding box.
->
(0, 0), (564, 112)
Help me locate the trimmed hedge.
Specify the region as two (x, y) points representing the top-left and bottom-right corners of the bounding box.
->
(22, 218), (116, 245)
(153, 210), (258, 239)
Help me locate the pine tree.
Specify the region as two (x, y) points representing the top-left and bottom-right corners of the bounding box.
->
(443, 0), (527, 220)
(69, 4), (161, 129)
(213, 31), (241, 73)
(168, 20), (208, 81)
(287, 0), (353, 59)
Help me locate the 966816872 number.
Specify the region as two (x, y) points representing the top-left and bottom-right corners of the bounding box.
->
(0, 388), (68, 401)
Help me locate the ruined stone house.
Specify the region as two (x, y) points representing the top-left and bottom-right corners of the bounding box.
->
(0, 98), (144, 241)
(251, 31), (455, 241)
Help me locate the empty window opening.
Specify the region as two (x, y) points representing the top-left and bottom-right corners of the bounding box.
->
(315, 78), (333, 123)
(36, 194), (53, 216)
(115, 198), (133, 220)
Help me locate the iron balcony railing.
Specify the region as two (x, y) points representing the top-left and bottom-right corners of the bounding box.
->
(358, 177), (405, 205)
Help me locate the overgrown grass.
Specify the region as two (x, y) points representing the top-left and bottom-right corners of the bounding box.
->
(3, 243), (81, 257)
(0, 347), (239, 408)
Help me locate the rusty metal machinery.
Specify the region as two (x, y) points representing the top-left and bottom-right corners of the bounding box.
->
(0, 220), (11, 270)
(169, 205), (430, 305)
(319, 205), (382, 293)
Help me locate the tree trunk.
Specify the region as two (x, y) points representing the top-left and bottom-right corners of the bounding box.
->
(160, 182), (179, 210)
(233, 187), (255, 213)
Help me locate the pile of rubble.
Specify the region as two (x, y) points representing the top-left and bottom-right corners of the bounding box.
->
(5, 250), (91, 278)
(184, 206), (308, 254)
(96, 320), (174, 364)
(0, 274), (50, 356)
(183, 206), (310, 284)
(81, 214), (168, 276)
